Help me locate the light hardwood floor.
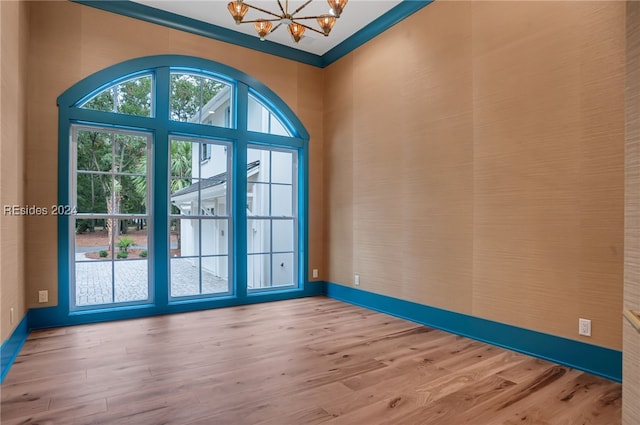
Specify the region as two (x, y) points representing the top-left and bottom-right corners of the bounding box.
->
(0, 297), (621, 424)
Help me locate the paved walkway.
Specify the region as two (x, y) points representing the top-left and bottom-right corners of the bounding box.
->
(75, 253), (228, 306)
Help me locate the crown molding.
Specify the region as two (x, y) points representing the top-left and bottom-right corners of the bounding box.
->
(72, 0), (433, 68)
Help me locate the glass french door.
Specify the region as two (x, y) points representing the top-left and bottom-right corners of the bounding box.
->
(247, 146), (298, 291)
(71, 126), (152, 309)
(168, 136), (232, 299)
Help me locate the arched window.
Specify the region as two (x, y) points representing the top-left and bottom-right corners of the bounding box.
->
(55, 55), (310, 321)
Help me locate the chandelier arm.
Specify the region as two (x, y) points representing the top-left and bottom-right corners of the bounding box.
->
(243, 3), (282, 19)
(241, 18), (282, 23)
(294, 21), (326, 36)
(276, 0), (286, 15)
(292, 15), (334, 20)
(292, 0), (314, 15)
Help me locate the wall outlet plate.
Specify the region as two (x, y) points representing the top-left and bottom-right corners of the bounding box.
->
(38, 290), (48, 303)
(354, 274), (360, 286)
(312, 269), (318, 279)
(579, 318), (591, 336)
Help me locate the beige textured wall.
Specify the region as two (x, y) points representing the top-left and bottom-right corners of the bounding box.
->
(25, 1), (324, 308)
(0, 0), (28, 342)
(623, 2), (640, 423)
(325, 1), (625, 349)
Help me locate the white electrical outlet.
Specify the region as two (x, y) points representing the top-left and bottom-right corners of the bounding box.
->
(10, 307), (14, 325)
(579, 318), (591, 337)
(354, 274), (360, 286)
(312, 269), (318, 279)
(38, 290), (48, 303)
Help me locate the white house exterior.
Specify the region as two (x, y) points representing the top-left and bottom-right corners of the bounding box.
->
(170, 87), (297, 291)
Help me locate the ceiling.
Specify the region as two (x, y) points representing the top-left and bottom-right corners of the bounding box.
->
(131, 0), (403, 56)
(76, 0), (432, 66)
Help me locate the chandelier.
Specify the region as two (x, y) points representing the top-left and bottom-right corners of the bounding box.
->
(227, 0), (349, 43)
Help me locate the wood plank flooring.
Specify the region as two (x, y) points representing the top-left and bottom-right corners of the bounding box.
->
(0, 297), (621, 424)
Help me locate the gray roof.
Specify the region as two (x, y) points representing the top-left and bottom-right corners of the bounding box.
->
(171, 160), (259, 197)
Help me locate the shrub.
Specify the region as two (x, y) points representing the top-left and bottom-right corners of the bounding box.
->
(76, 220), (89, 234)
(116, 251), (128, 259)
(116, 236), (135, 252)
(139, 250), (148, 258)
(99, 250), (108, 258)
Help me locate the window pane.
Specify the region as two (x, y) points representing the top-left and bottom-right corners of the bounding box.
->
(114, 260), (148, 303)
(271, 151), (293, 184)
(247, 148), (270, 183)
(75, 261), (113, 306)
(170, 257), (200, 297)
(271, 185), (292, 217)
(201, 256), (229, 293)
(76, 131), (112, 172)
(74, 218), (108, 237)
(272, 220), (294, 253)
(75, 222), (109, 258)
(248, 219), (270, 254)
(80, 75), (152, 117)
(248, 94), (291, 136)
(170, 73), (232, 127)
(118, 176), (147, 214)
(170, 140), (194, 180)
(171, 179), (198, 216)
(116, 76), (152, 117)
(76, 173), (108, 214)
(247, 183), (270, 216)
(115, 219), (146, 257)
(200, 144), (227, 178)
(201, 219), (228, 255)
(272, 253), (295, 287)
(200, 143), (229, 215)
(248, 254), (270, 289)
(115, 134), (147, 174)
(170, 218), (180, 256)
(172, 218), (200, 257)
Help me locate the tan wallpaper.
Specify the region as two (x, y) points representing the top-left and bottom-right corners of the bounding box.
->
(0, 0), (28, 342)
(325, 1), (625, 349)
(7, 0), (628, 355)
(24, 1), (324, 309)
(624, 2), (640, 423)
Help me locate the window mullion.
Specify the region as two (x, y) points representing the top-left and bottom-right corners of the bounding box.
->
(153, 67), (171, 307)
(235, 83), (249, 299)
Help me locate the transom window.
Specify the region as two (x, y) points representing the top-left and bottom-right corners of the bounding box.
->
(80, 74), (153, 117)
(58, 56), (308, 318)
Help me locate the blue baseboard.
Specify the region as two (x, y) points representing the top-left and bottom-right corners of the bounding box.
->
(3, 282), (325, 380)
(2, 283), (623, 383)
(29, 281), (326, 330)
(325, 282), (622, 382)
(1, 313), (30, 383)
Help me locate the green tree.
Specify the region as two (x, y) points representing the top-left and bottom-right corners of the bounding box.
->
(170, 74), (224, 122)
(76, 73), (223, 248)
(83, 76), (151, 117)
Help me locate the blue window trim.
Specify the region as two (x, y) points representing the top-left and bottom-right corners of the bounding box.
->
(71, 0), (434, 68)
(47, 54), (316, 328)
